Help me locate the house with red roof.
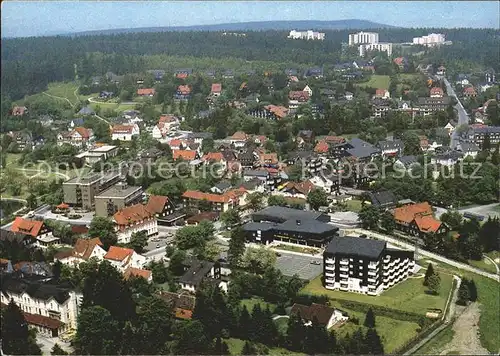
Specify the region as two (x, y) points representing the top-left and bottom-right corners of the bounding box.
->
(288, 91), (310, 110)
(113, 204), (158, 243)
(393, 202), (448, 236)
(10, 217), (58, 249)
(111, 123), (140, 141)
(57, 127), (94, 148)
(277, 181), (315, 200)
(229, 131), (249, 148)
(182, 189), (246, 212)
(463, 86), (477, 98)
(430, 87), (444, 98)
(104, 246), (147, 272)
(374, 89), (390, 99)
(145, 195), (175, 218)
(159, 291), (196, 320)
(123, 267), (153, 282)
(211, 83), (222, 97)
(11, 106), (28, 116)
(137, 88), (156, 97)
(54, 238), (106, 267)
(152, 115), (180, 139)
(202, 152), (227, 172)
(314, 140), (329, 154)
(175, 85), (192, 101)
(173, 149), (199, 161)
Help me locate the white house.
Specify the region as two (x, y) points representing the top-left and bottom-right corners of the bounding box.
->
(111, 123), (140, 141)
(0, 278), (83, 337)
(57, 127), (94, 147)
(290, 303), (348, 330)
(309, 175), (335, 194)
(103, 246), (147, 272)
(152, 115), (180, 139)
(444, 122), (455, 135)
(113, 203), (158, 244)
(178, 260), (221, 293)
(55, 238), (107, 268)
(457, 142), (480, 159)
(431, 151), (464, 167)
(303, 85), (313, 97)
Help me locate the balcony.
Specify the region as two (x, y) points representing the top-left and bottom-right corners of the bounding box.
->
(339, 272), (348, 278)
(325, 258), (335, 264)
(368, 270), (377, 276)
(368, 262), (379, 269)
(325, 265), (335, 271)
(339, 266), (349, 272)
(340, 259), (349, 265)
(325, 272), (334, 277)
(325, 278), (335, 284)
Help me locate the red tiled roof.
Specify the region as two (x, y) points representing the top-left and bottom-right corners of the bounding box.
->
(104, 246), (134, 261)
(324, 136), (345, 145)
(393, 57), (405, 66)
(264, 105), (289, 119)
(145, 195), (170, 215)
(393, 202), (433, 224)
(173, 150), (197, 161)
(176, 73), (188, 79)
(113, 204), (153, 226)
(314, 140), (329, 153)
(464, 87), (476, 94)
(177, 85), (191, 94)
(182, 190), (237, 204)
(73, 127), (92, 139)
(282, 181), (315, 195)
(430, 87), (444, 95)
(175, 308), (193, 320)
(231, 131), (248, 141)
(159, 115), (178, 123)
(137, 88), (156, 96)
(123, 267), (152, 280)
(11, 217), (44, 237)
(203, 152), (225, 162)
(259, 152), (278, 164)
(71, 238), (103, 260)
(169, 139), (183, 148)
(187, 212), (219, 224)
(71, 225), (89, 235)
(288, 91), (310, 101)
(112, 124), (135, 134)
(24, 312), (62, 330)
(211, 83), (222, 93)
(11, 106), (27, 116)
(414, 215), (442, 233)
(56, 202), (69, 209)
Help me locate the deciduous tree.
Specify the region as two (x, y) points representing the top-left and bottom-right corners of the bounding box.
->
(88, 216), (117, 249)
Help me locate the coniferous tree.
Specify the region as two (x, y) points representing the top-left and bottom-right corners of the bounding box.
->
(287, 313), (306, 352)
(365, 328), (385, 355)
(214, 337), (231, 355)
(1, 301), (42, 355)
(427, 273), (441, 295)
(423, 263), (435, 286)
(349, 328), (367, 355)
(467, 279), (478, 302)
(241, 341), (257, 355)
(51, 343), (68, 355)
(456, 280), (470, 306)
(364, 308), (376, 328)
(238, 305), (252, 339)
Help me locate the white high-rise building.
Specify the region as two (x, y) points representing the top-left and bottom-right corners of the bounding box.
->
(288, 30), (325, 40)
(348, 31), (379, 45)
(412, 33), (446, 46)
(359, 42), (393, 57)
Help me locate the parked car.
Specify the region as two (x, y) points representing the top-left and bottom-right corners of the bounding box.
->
(310, 260), (321, 265)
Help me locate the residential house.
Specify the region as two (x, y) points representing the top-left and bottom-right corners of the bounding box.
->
(182, 189), (245, 212)
(264, 105), (289, 120)
(288, 91), (310, 110)
(238, 149), (258, 168)
(7, 131), (33, 151)
(113, 204), (158, 243)
(345, 91), (354, 101)
(159, 291), (196, 320)
(309, 174), (339, 195)
(57, 127), (94, 147)
(0, 276), (82, 337)
(229, 131), (249, 148)
(302, 85), (313, 97)
(377, 139), (404, 159)
(431, 151), (464, 167)
(137, 88), (156, 97)
(178, 260), (221, 293)
(175, 85), (191, 101)
(123, 267), (153, 282)
(103, 246), (147, 272)
(463, 87), (477, 98)
(456, 74), (470, 86)
(75, 145), (119, 165)
(343, 138), (381, 162)
(394, 155), (420, 171)
(111, 124), (140, 141)
(430, 86), (444, 97)
(374, 89), (390, 99)
(314, 140), (330, 155)
(372, 98), (391, 118)
(287, 150), (323, 175)
(210, 181), (232, 194)
(277, 180), (315, 200)
(77, 106), (95, 116)
(211, 83), (222, 97)
(10, 217), (57, 249)
(416, 97), (451, 116)
(55, 238), (106, 267)
(202, 152), (228, 171)
(457, 142), (480, 159)
(444, 122), (455, 135)
(187, 132), (213, 145)
(393, 57), (407, 70)
(393, 202), (448, 237)
(258, 152), (279, 168)
(174, 68), (193, 79)
(436, 65), (446, 75)
(222, 69), (234, 79)
(465, 126), (500, 147)
(304, 67), (324, 79)
(173, 149), (199, 161)
(290, 303), (348, 329)
(365, 190), (398, 208)
(152, 115), (180, 139)
(145, 195), (175, 218)
(204, 69), (216, 78)
(11, 106), (28, 116)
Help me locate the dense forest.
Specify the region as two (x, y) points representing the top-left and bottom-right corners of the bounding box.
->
(2, 28), (499, 100)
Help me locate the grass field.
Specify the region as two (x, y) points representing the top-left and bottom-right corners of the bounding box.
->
(45, 82), (82, 104)
(301, 272), (453, 315)
(398, 73), (422, 81)
(345, 199), (363, 212)
(240, 298), (276, 313)
(224, 338), (304, 356)
(415, 325), (455, 355)
(355, 75), (391, 90)
(468, 258), (498, 274)
(274, 244), (318, 254)
(88, 101), (137, 113)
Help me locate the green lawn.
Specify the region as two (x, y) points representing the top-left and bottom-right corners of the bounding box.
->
(88, 102), (137, 113)
(224, 338), (304, 356)
(355, 75), (391, 90)
(301, 272), (453, 315)
(493, 204), (500, 212)
(45, 82), (81, 104)
(415, 325), (455, 355)
(333, 304), (420, 353)
(345, 199), (363, 213)
(468, 258), (498, 274)
(240, 298), (276, 313)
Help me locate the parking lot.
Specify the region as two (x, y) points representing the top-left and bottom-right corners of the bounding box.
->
(275, 252), (323, 280)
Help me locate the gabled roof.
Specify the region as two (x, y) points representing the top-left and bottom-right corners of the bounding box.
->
(173, 150), (197, 161)
(113, 204), (154, 226)
(11, 217), (44, 237)
(145, 195), (170, 214)
(73, 126), (93, 139)
(70, 238), (103, 260)
(177, 85), (191, 94)
(211, 83), (222, 93)
(393, 202), (433, 224)
(230, 131), (248, 141)
(366, 190), (397, 208)
(281, 181), (315, 195)
(203, 152), (225, 162)
(314, 140), (329, 153)
(290, 303), (336, 326)
(104, 246), (134, 261)
(414, 215), (442, 233)
(182, 190), (232, 204)
(137, 88), (156, 96)
(264, 105), (289, 119)
(123, 267), (152, 280)
(112, 124), (136, 134)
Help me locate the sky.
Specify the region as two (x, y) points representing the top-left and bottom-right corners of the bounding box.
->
(2, 1), (499, 38)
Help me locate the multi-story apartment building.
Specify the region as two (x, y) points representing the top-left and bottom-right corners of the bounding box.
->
(416, 96), (451, 116)
(113, 203), (158, 243)
(323, 236), (414, 296)
(94, 182), (144, 217)
(1, 276), (83, 337)
(359, 43), (393, 57)
(465, 126), (500, 148)
(288, 30), (325, 40)
(412, 33), (446, 46)
(348, 31), (379, 45)
(62, 171), (121, 210)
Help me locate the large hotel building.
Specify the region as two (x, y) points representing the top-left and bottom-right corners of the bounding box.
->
(323, 236), (414, 295)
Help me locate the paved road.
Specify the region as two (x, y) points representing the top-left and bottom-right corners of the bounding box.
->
(350, 228), (500, 282)
(442, 77), (469, 149)
(434, 203), (500, 219)
(483, 254), (500, 275)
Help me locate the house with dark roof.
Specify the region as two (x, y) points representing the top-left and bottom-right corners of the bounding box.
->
(0, 276), (82, 337)
(456, 142), (480, 159)
(323, 236), (414, 295)
(365, 190), (398, 209)
(145, 195), (175, 217)
(178, 259), (221, 293)
(430, 151), (464, 167)
(290, 303), (348, 329)
(394, 155), (420, 170)
(304, 67), (324, 79)
(377, 139), (404, 158)
(344, 138), (381, 161)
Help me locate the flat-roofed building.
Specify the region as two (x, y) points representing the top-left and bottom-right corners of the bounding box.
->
(75, 145), (118, 164)
(62, 171), (120, 210)
(94, 182), (144, 217)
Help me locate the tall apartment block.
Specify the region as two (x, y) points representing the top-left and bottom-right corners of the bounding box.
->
(323, 236), (414, 296)
(62, 171), (121, 210)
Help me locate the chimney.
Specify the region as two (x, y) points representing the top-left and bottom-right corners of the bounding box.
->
(296, 220), (301, 225)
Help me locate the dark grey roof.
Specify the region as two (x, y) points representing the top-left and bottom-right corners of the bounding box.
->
(240, 177), (264, 190)
(367, 190), (397, 208)
(188, 132), (213, 140)
(397, 155), (419, 167)
(213, 181), (232, 191)
(417, 97), (451, 105)
(458, 142), (480, 152)
(469, 126), (500, 134)
(284, 69), (298, 76)
(278, 219), (338, 234)
(1, 276), (70, 304)
(243, 222), (273, 232)
(252, 206), (328, 223)
(346, 138), (380, 159)
(179, 260), (215, 286)
(435, 151), (464, 160)
(243, 170), (268, 178)
(0, 229), (33, 242)
(378, 139), (404, 151)
(325, 236), (386, 259)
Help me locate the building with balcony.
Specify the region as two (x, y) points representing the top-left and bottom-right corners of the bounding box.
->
(94, 183), (144, 217)
(323, 236), (414, 295)
(288, 30), (325, 41)
(348, 32), (379, 45)
(62, 171), (121, 210)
